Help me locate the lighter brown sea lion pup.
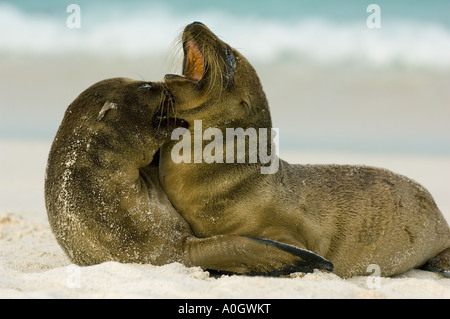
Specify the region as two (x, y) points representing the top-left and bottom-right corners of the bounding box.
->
(161, 22), (450, 278)
(45, 77), (332, 276)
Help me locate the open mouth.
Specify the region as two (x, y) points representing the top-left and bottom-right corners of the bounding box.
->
(183, 41), (205, 81)
(164, 40), (205, 84)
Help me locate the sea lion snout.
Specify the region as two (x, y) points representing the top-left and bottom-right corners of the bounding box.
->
(189, 21), (206, 28)
(164, 21), (243, 115)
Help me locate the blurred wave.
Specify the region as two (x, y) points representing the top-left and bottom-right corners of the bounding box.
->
(1, 1), (449, 154)
(1, 1), (450, 69)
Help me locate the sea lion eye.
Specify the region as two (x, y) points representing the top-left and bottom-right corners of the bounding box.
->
(138, 83), (152, 91)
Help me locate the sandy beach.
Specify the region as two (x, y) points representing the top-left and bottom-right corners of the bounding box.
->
(1, 139), (449, 299)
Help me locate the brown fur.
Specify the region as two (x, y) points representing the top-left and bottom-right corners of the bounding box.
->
(45, 77), (328, 276)
(161, 22), (450, 278)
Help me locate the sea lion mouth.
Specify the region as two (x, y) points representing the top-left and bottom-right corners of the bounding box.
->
(164, 35), (207, 84)
(163, 22), (237, 113)
(164, 40), (206, 83)
(183, 40), (205, 81)
(165, 22), (236, 91)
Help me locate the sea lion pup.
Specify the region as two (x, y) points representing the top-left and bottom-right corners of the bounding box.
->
(161, 22), (450, 278)
(45, 77), (328, 276)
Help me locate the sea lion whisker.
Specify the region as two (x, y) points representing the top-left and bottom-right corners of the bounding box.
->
(205, 50), (224, 100)
(165, 85), (178, 124)
(135, 73), (145, 81)
(166, 35), (184, 75)
(200, 40), (216, 98)
(215, 50), (226, 98)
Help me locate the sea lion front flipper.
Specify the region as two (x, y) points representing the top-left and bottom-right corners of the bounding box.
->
(182, 235), (334, 277)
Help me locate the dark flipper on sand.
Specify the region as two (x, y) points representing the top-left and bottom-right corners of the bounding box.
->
(185, 235), (334, 277)
(421, 248), (450, 278)
(245, 238), (334, 277)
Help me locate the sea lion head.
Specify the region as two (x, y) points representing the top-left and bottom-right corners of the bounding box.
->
(164, 22), (271, 129)
(91, 78), (183, 139)
(57, 78), (186, 165)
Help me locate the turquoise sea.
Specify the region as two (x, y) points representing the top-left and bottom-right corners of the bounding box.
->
(1, 0), (449, 154)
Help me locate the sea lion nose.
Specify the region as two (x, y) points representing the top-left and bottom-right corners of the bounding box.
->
(190, 21), (205, 27)
(187, 21), (206, 32)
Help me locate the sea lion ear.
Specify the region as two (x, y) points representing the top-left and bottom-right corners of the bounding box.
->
(97, 101), (117, 121)
(241, 96), (251, 116)
(223, 45), (236, 89)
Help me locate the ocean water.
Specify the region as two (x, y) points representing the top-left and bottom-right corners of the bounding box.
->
(2, 0), (450, 66)
(1, 0), (449, 154)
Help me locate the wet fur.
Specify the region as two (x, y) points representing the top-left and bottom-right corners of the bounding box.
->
(45, 77), (326, 276)
(161, 23), (450, 278)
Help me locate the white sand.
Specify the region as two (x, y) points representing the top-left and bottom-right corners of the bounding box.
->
(1, 139), (449, 299)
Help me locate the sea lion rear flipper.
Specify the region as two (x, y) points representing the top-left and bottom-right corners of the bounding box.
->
(421, 248), (450, 277)
(183, 235), (334, 277)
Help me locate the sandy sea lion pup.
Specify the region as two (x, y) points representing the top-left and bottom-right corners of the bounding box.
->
(45, 77), (329, 276)
(161, 22), (450, 278)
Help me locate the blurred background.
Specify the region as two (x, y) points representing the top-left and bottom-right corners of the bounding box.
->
(1, 0), (449, 153)
(0, 0), (449, 216)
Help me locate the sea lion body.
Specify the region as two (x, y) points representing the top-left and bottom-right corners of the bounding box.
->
(161, 22), (450, 278)
(45, 77), (329, 275)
